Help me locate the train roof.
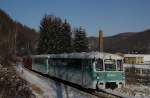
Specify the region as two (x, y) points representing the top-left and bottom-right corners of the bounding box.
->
(31, 52), (123, 59)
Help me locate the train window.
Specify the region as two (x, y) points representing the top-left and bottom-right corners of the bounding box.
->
(49, 59), (69, 67)
(95, 59), (103, 71)
(57, 59), (68, 66)
(50, 59), (82, 69)
(34, 58), (46, 64)
(68, 59), (82, 69)
(117, 60), (123, 71)
(104, 59), (116, 71)
(48, 59), (52, 65)
(84, 59), (92, 69)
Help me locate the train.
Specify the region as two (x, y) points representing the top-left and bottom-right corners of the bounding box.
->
(23, 52), (125, 90)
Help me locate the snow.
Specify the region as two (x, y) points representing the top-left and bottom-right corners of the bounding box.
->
(32, 52), (123, 59)
(15, 66), (150, 98)
(124, 54), (144, 58)
(124, 64), (150, 69)
(143, 55), (150, 64)
(115, 84), (150, 98)
(15, 66), (98, 98)
(16, 67), (55, 98)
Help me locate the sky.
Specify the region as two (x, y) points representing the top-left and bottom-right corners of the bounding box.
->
(0, 0), (150, 37)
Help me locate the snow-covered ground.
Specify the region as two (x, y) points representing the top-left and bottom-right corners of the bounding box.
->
(100, 84), (150, 98)
(115, 84), (150, 98)
(124, 64), (150, 69)
(16, 66), (150, 98)
(16, 66), (98, 98)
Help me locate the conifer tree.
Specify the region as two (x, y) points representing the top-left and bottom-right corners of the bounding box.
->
(61, 20), (72, 52)
(73, 27), (89, 52)
(37, 15), (50, 54)
(37, 15), (72, 54)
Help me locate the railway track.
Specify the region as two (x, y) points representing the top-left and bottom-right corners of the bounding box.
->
(28, 68), (125, 98)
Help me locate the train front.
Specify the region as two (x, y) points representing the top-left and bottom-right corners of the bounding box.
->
(93, 57), (125, 89)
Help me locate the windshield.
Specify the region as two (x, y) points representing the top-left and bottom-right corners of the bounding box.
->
(95, 59), (103, 71)
(117, 60), (123, 71)
(104, 59), (116, 71)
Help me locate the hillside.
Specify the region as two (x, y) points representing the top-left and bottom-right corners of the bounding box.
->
(88, 30), (150, 53)
(0, 9), (39, 64)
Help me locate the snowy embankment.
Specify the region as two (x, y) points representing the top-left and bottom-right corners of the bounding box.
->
(16, 66), (98, 98)
(16, 66), (150, 98)
(104, 85), (150, 98)
(0, 64), (35, 98)
(115, 84), (150, 98)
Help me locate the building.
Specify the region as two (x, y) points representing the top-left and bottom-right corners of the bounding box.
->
(124, 54), (150, 64)
(124, 54), (150, 82)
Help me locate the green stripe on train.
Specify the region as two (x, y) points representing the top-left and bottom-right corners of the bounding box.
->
(91, 71), (124, 82)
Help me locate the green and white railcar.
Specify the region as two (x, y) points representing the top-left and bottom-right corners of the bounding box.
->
(32, 52), (125, 89)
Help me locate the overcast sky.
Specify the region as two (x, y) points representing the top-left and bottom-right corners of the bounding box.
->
(0, 0), (150, 36)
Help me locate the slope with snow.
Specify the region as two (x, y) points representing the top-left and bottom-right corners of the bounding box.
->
(16, 66), (150, 98)
(16, 66), (98, 98)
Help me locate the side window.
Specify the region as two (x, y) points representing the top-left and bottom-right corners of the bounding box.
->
(55, 59), (68, 67)
(95, 59), (103, 71)
(48, 59), (54, 66)
(34, 58), (46, 64)
(49, 59), (69, 67)
(117, 60), (123, 71)
(60, 59), (68, 66)
(68, 59), (82, 69)
(81, 59), (91, 71)
(85, 59), (91, 69)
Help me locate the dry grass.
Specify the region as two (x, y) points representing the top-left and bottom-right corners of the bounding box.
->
(31, 84), (43, 95)
(0, 65), (36, 98)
